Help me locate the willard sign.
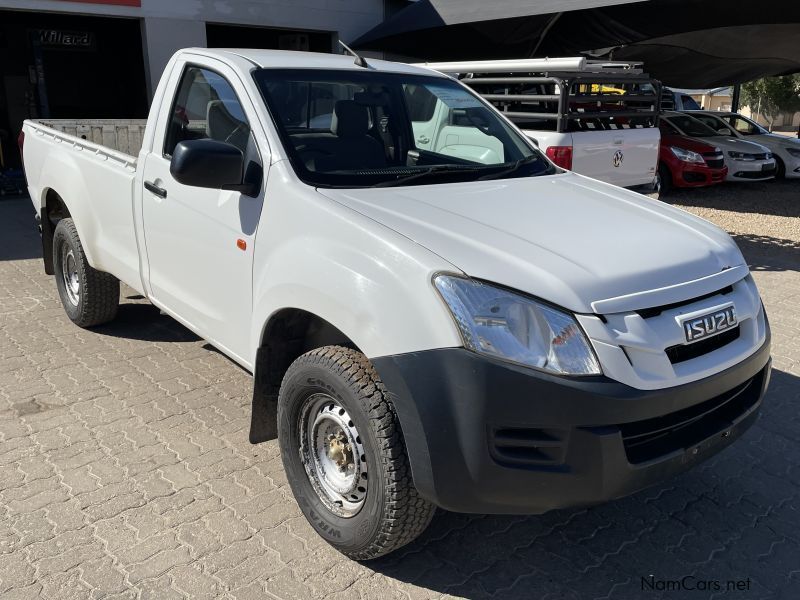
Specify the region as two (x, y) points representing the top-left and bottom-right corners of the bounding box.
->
(35, 29), (94, 48)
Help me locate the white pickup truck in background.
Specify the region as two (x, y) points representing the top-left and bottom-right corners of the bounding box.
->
(417, 57), (662, 188)
(21, 48), (770, 560)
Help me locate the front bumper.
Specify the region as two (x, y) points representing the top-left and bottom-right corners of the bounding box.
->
(782, 153), (800, 178)
(674, 163), (727, 188)
(372, 336), (771, 514)
(726, 159), (776, 181)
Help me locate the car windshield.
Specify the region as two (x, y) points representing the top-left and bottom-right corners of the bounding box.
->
(253, 68), (553, 188)
(727, 115), (768, 135)
(665, 114), (721, 138)
(691, 114), (735, 135)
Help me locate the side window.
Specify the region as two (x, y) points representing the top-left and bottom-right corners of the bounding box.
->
(164, 66), (251, 157)
(659, 120), (678, 135)
(729, 116), (756, 135)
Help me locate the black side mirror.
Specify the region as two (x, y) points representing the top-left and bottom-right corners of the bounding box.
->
(170, 139), (259, 196)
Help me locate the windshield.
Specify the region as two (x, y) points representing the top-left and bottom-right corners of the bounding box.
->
(664, 114), (721, 138)
(691, 114), (736, 136)
(253, 69), (553, 188)
(726, 115), (768, 135)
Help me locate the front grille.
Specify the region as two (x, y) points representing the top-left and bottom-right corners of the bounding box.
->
(704, 158), (724, 169)
(734, 169), (774, 179)
(619, 369), (764, 464)
(683, 172), (707, 183)
(489, 427), (567, 469)
(636, 285), (733, 319)
(665, 326), (740, 364)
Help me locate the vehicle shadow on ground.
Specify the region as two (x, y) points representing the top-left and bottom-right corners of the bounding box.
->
(370, 369), (799, 599)
(93, 303), (201, 343)
(0, 196), (42, 261)
(663, 179), (800, 219)
(733, 233), (800, 272)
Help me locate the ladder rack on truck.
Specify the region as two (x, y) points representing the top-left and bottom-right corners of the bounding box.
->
(416, 57), (663, 188)
(416, 57), (662, 133)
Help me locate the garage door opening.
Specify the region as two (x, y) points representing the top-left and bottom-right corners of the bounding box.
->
(0, 11), (148, 170)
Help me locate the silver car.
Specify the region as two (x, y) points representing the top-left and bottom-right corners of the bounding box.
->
(686, 111), (800, 179)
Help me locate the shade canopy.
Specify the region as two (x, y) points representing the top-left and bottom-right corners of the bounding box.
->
(353, 0), (800, 87)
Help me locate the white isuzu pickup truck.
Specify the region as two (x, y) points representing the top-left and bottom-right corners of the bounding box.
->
(21, 48), (771, 560)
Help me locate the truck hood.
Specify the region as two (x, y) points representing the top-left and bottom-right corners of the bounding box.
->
(317, 173), (745, 314)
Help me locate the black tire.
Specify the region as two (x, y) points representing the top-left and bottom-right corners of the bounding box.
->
(657, 162), (673, 195)
(53, 218), (119, 328)
(278, 346), (435, 560)
(775, 156), (786, 179)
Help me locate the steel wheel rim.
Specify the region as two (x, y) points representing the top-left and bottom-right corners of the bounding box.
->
(61, 245), (80, 306)
(299, 393), (368, 518)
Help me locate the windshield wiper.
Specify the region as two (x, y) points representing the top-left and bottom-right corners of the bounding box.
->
(373, 165), (484, 187)
(476, 155), (541, 181)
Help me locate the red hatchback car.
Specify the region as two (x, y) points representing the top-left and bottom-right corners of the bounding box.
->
(657, 118), (727, 193)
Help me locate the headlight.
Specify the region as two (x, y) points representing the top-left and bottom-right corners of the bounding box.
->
(786, 147), (800, 158)
(669, 146), (705, 164)
(434, 275), (601, 375)
(728, 151), (755, 161)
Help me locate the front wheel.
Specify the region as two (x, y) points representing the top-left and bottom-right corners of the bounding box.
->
(656, 163), (673, 196)
(277, 346), (435, 560)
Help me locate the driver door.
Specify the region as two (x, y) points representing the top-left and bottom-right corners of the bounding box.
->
(140, 58), (266, 367)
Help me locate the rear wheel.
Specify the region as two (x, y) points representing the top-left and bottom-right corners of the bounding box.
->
(53, 218), (119, 327)
(277, 346), (435, 560)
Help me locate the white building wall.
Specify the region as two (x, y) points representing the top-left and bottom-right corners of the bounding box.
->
(141, 17), (207, 97)
(0, 0), (385, 95)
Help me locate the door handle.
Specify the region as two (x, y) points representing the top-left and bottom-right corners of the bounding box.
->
(417, 135), (430, 144)
(144, 181), (167, 198)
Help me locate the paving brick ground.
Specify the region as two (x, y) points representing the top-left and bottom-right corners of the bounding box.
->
(1, 188), (798, 600)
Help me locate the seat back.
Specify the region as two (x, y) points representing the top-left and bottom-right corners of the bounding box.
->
(206, 100), (250, 153)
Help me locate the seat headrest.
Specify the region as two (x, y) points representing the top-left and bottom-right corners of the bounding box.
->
(207, 100), (249, 150)
(331, 100), (370, 138)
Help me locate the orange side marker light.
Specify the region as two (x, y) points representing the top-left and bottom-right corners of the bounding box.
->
(237, 239), (247, 251)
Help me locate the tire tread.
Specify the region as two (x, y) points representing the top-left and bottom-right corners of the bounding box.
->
(54, 219), (119, 327)
(282, 345), (435, 560)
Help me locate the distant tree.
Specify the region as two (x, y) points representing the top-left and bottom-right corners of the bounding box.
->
(740, 74), (800, 131)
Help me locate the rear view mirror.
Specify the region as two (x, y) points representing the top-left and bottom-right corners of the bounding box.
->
(170, 139), (259, 196)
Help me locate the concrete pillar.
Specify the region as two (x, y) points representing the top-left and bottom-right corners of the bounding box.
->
(141, 17), (206, 99)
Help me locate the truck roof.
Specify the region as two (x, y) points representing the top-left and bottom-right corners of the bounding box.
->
(180, 47), (445, 77)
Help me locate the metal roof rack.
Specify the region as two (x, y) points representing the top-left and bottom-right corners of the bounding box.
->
(415, 58), (662, 133)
